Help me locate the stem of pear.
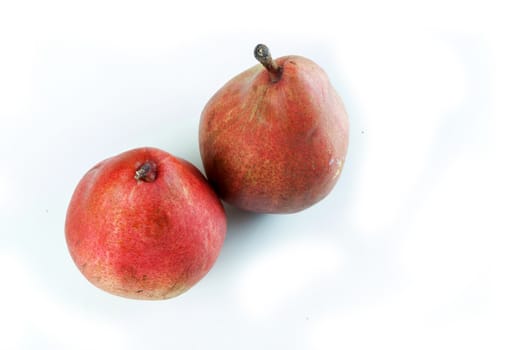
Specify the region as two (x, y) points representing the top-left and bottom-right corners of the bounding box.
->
(135, 161), (157, 182)
(254, 44), (282, 83)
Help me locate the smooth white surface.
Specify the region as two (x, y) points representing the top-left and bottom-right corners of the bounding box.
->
(1, 1), (522, 349)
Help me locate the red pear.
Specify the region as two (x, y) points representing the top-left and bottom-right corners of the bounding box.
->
(199, 44), (349, 213)
(65, 147), (226, 300)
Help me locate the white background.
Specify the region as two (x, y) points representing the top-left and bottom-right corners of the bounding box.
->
(1, 0), (522, 349)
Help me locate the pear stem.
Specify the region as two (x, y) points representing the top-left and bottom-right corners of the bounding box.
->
(135, 161), (157, 182)
(254, 44), (282, 83)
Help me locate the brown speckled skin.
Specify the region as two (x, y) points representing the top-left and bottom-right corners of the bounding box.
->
(199, 56), (349, 213)
(65, 148), (226, 300)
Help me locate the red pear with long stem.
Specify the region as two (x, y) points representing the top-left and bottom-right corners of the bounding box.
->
(199, 44), (349, 213)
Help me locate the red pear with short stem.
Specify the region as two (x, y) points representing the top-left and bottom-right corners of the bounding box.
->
(65, 147), (227, 299)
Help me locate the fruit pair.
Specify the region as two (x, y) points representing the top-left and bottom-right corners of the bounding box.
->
(65, 44), (349, 300)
